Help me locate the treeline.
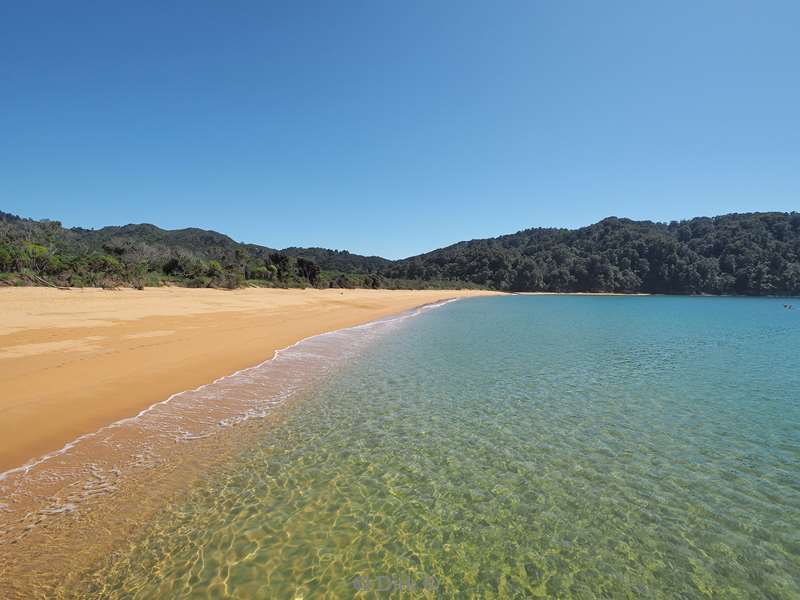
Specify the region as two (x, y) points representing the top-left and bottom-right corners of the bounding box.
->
(4, 210), (800, 295)
(385, 212), (800, 295)
(0, 212), (329, 288)
(0, 211), (476, 290)
(0, 238), (320, 289)
(279, 247), (391, 273)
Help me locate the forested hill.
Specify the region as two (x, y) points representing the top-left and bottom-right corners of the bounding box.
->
(279, 247), (391, 273)
(2, 210), (800, 295)
(0, 212), (400, 289)
(0, 214), (387, 272)
(384, 212), (800, 295)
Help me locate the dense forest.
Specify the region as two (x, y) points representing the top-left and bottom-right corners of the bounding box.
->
(387, 212), (800, 295)
(2, 210), (799, 295)
(0, 211), (470, 290)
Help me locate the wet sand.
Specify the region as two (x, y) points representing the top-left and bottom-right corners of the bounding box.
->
(0, 287), (497, 473)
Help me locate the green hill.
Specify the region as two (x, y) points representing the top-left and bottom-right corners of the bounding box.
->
(384, 213), (800, 295)
(3, 210), (799, 294)
(0, 212), (394, 289)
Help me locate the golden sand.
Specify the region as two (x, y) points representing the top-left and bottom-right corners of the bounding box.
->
(0, 286), (498, 473)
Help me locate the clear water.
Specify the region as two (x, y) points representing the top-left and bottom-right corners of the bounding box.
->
(78, 297), (800, 597)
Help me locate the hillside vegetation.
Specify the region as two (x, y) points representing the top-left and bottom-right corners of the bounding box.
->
(0, 211), (472, 290)
(2, 210), (799, 295)
(386, 213), (800, 295)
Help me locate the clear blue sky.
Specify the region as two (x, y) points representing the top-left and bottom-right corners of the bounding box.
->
(2, 1), (798, 259)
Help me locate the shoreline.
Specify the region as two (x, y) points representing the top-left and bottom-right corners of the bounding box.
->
(510, 291), (652, 296)
(0, 297), (461, 483)
(0, 298), (470, 596)
(0, 287), (499, 473)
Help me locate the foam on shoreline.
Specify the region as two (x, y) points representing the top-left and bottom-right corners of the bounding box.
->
(0, 298), (458, 540)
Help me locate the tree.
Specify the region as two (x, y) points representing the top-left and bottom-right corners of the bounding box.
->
(296, 257), (320, 285)
(268, 253), (291, 281)
(207, 260), (224, 277)
(23, 242), (50, 274)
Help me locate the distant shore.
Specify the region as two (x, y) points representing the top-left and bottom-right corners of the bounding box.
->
(511, 291), (652, 296)
(0, 287), (499, 473)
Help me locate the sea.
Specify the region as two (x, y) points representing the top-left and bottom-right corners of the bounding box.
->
(2, 296), (799, 598)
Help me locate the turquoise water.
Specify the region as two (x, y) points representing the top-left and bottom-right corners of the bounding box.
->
(84, 296), (800, 598)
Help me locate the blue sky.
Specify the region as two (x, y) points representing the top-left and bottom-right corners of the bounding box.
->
(2, 1), (798, 259)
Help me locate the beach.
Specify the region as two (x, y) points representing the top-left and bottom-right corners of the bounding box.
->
(1, 294), (798, 598)
(0, 286), (497, 474)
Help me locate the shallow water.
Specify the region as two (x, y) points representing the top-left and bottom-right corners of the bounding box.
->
(0, 301), (448, 597)
(8, 296), (800, 598)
